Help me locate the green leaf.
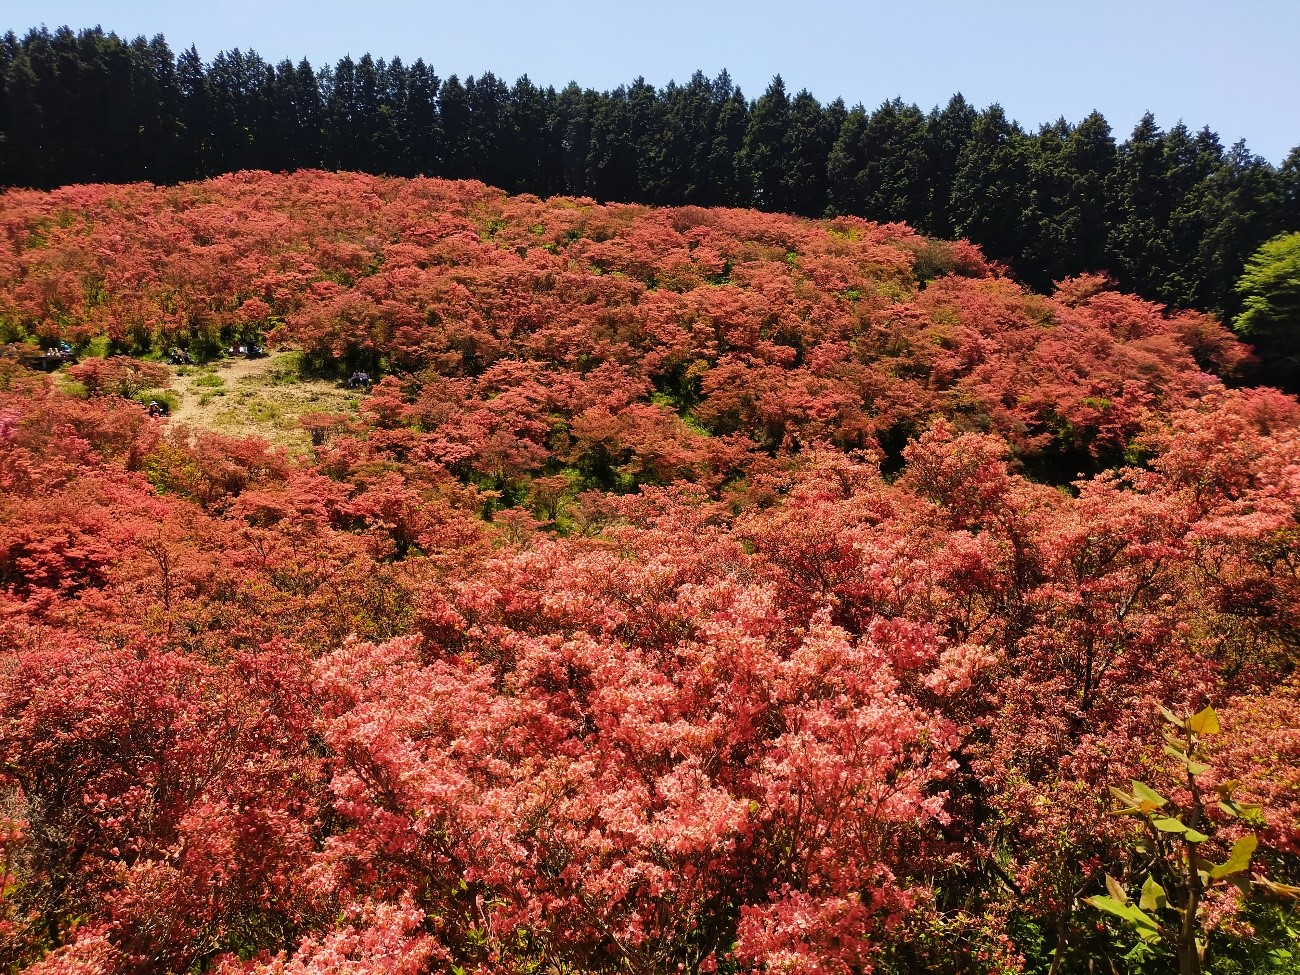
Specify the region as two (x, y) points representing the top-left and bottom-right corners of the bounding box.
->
(1240, 804), (1264, 824)
(1158, 703), (1184, 727)
(1254, 877), (1300, 900)
(1131, 781), (1168, 810)
(1084, 896), (1161, 940)
(1139, 874), (1167, 912)
(1184, 828), (1210, 843)
(1153, 816), (1188, 833)
(1083, 893), (1127, 918)
(1211, 835), (1257, 879)
(1109, 785), (1142, 815)
(1106, 873), (1128, 905)
(1188, 705), (1220, 735)
(1163, 743), (1209, 775)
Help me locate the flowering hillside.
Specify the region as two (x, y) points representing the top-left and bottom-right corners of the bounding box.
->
(1, 172), (1296, 974)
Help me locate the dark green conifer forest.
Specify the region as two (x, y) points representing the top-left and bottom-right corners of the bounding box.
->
(3, 25), (1298, 327)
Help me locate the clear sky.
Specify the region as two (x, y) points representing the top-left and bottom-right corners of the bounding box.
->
(5, 0), (1298, 163)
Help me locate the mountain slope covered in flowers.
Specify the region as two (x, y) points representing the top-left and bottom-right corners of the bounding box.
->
(1, 172), (1296, 975)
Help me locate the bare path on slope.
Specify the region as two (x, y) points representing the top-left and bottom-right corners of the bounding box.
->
(166, 350), (361, 452)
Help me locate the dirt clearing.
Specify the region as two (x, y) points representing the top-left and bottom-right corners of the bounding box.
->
(166, 351), (361, 452)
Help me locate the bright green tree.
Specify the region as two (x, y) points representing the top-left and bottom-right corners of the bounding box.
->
(1234, 232), (1300, 390)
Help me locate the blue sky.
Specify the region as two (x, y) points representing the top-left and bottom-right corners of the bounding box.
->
(6, 0), (1298, 163)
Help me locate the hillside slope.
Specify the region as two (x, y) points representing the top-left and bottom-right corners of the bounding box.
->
(0, 171), (1251, 484)
(0, 173), (1297, 975)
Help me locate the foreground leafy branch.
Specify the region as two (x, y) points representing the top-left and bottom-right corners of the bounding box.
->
(1086, 705), (1298, 975)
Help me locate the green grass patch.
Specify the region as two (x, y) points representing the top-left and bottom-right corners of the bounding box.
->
(81, 336), (111, 359)
(133, 389), (180, 413)
(246, 400), (285, 424)
(266, 351), (304, 384)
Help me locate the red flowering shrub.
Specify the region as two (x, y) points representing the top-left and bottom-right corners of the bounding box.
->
(0, 173), (1295, 974)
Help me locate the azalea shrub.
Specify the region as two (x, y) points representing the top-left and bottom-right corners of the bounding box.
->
(0, 174), (1297, 974)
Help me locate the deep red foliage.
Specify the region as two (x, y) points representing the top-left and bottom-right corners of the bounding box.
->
(0, 173), (1296, 974)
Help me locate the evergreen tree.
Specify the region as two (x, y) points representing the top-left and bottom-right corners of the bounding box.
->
(1108, 118), (1227, 308)
(403, 59), (441, 177)
(1279, 146), (1300, 231)
(826, 104), (868, 216)
(123, 35), (184, 184)
(323, 54), (394, 172)
(466, 72), (512, 189)
(206, 48), (274, 174)
(0, 32), (15, 181)
(925, 93), (978, 238)
(1281, 147), (1300, 229)
(1190, 140), (1282, 316)
(1061, 111), (1117, 277)
(1021, 118), (1073, 288)
(321, 55), (354, 170)
(506, 75), (557, 195)
(268, 58), (323, 172)
(1107, 113), (1168, 298)
(1164, 124), (1227, 306)
(646, 72), (719, 206)
(1020, 112), (1115, 289)
(741, 76), (793, 211)
(176, 45), (210, 178)
(353, 54), (392, 173)
(783, 90), (835, 217)
(950, 104), (1033, 265)
(438, 74), (473, 179)
(828, 97), (929, 226)
(586, 79), (659, 203)
(554, 82), (596, 197)
(4, 29), (71, 186)
(706, 73), (749, 207)
(381, 57), (411, 174)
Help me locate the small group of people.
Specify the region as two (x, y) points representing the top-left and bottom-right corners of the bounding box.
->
(12, 342), (75, 372)
(345, 370), (372, 389)
(228, 342), (266, 359)
(43, 341), (75, 361)
(147, 399), (170, 418)
(167, 347), (194, 365)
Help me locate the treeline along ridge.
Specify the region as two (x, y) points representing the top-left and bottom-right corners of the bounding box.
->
(2, 25), (1299, 326)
